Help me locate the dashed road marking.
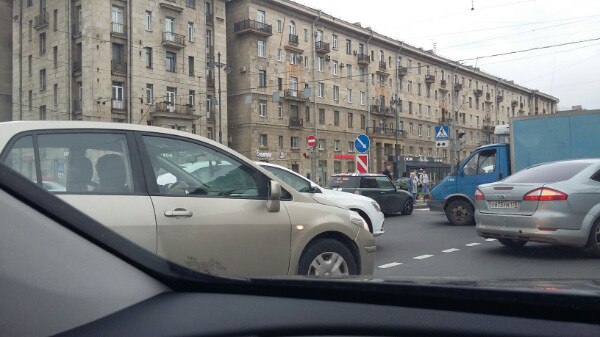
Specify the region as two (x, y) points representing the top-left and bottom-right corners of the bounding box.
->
(465, 242), (481, 247)
(413, 254), (434, 260)
(378, 262), (403, 269)
(442, 248), (460, 253)
(485, 238), (496, 242)
(414, 208), (430, 211)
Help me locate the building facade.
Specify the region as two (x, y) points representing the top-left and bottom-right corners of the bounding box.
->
(1, 0), (12, 121)
(12, 0), (227, 139)
(225, 0), (558, 182)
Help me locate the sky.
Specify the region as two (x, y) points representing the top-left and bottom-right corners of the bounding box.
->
(294, 0), (600, 110)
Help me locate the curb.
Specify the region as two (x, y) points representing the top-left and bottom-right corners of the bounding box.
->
(413, 203), (429, 209)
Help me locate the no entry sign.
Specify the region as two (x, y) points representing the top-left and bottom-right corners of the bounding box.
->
(307, 135), (316, 148)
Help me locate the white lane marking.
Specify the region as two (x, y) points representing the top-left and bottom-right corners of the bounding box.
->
(413, 254), (434, 260)
(485, 238), (496, 242)
(465, 242), (481, 247)
(442, 248), (460, 253)
(414, 208), (430, 211)
(378, 262), (403, 269)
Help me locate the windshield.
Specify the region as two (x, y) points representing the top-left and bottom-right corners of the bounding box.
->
(3, 0), (600, 308)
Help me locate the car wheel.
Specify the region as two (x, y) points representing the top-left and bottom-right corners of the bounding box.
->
(584, 219), (600, 258)
(498, 238), (527, 248)
(298, 239), (357, 276)
(445, 200), (475, 226)
(401, 199), (413, 215)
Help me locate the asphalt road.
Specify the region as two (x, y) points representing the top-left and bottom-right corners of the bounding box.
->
(374, 209), (600, 278)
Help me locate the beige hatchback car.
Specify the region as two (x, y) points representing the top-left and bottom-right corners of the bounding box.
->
(0, 121), (375, 277)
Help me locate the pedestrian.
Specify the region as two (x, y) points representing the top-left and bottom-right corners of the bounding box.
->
(382, 163), (392, 180)
(409, 171), (419, 202)
(421, 170), (430, 200)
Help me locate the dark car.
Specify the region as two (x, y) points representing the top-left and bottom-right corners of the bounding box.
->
(326, 174), (414, 215)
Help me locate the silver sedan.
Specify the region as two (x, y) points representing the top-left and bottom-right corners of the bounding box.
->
(475, 159), (600, 256)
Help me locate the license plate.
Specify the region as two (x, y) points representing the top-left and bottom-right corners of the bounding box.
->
(488, 201), (519, 209)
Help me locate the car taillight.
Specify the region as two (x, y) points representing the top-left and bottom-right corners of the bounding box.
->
(523, 188), (568, 201)
(475, 188), (485, 200)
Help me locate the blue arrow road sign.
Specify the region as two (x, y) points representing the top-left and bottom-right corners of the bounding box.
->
(354, 134), (370, 153)
(435, 125), (450, 141)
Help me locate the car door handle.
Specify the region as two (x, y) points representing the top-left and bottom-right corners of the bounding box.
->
(164, 208), (193, 217)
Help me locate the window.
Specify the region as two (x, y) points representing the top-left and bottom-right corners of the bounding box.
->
(27, 0), (32, 7)
(112, 82), (124, 107)
(348, 141), (355, 152)
(427, 125), (431, 138)
(277, 104), (283, 118)
(361, 115), (366, 129)
(291, 137), (299, 149)
(304, 56), (308, 68)
(51, 46), (58, 68)
(258, 70), (266, 88)
(407, 81), (412, 93)
(409, 123), (413, 135)
(144, 135), (264, 198)
(145, 11), (152, 31)
(332, 35), (338, 50)
(408, 102), (413, 114)
(359, 67), (366, 82)
(276, 20), (282, 32)
(289, 52), (297, 65)
(332, 61), (338, 75)
(207, 127), (213, 140)
(346, 64), (352, 78)
(334, 140), (341, 151)
(188, 22), (195, 42)
(462, 150), (497, 176)
(259, 134), (268, 147)
(28, 90), (32, 111)
(39, 33), (46, 55)
(28, 55), (32, 76)
(146, 84), (153, 104)
(303, 28), (308, 41)
(278, 136), (284, 148)
(408, 59), (412, 72)
(188, 56), (194, 76)
(418, 124), (422, 137)
(52, 84), (58, 105)
(334, 111), (340, 126)
(187, 90), (195, 107)
(28, 20), (32, 41)
(205, 29), (212, 48)
(317, 56), (324, 71)
(258, 100), (267, 117)
(418, 83), (422, 96)
(360, 91), (365, 105)
(39, 69), (46, 91)
(318, 82), (325, 98)
(318, 139), (326, 150)
(165, 51), (176, 72)
(345, 39), (351, 54)
(305, 107), (310, 122)
(319, 109), (325, 125)
(277, 49), (282, 62)
(142, 47), (152, 68)
(257, 10), (265, 23)
(469, 97), (472, 108)
(288, 20), (296, 35)
(418, 104), (422, 116)
(347, 89), (352, 103)
(347, 113), (353, 128)
(426, 105), (431, 117)
(258, 40), (266, 57)
(277, 78), (283, 91)
(333, 85), (339, 101)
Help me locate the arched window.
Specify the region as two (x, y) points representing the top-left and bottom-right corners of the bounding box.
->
(289, 21), (296, 35)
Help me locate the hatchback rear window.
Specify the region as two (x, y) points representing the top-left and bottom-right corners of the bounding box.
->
(326, 176), (357, 188)
(503, 162), (592, 183)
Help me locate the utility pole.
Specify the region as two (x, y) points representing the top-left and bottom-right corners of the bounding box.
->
(214, 52), (230, 144)
(449, 64), (460, 172)
(310, 12), (320, 183)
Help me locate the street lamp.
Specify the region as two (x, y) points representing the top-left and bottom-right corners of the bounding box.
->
(214, 51), (231, 144)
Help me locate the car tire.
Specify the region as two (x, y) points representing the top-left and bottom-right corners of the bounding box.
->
(584, 219), (600, 258)
(498, 238), (527, 248)
(401, 199), (413, 215)
(297, 239), (358, 276)
(445, 199), (475, 226)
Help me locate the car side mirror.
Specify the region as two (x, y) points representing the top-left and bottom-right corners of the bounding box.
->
(458, 168), (465, 176)
(309, 182), (321, 193)
(267, 180), (281, 212)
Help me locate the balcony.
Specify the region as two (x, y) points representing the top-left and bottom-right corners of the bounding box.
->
(425, 75), (435, 84)
(111, 60), (127, 76)
(315, 41), (330, 54)
(162, 32), (186, 49)
(378, 61), (387, 71)
(234, 19), (273, 37)
(72, 23), (82, 38)
(511, 100), (518, 107)
(439, 79), (448, 92)
(482, 118), (494, 131)
(496, 94), (504, 102)
(111, 22), (127, 37)
(159, 0), (184, 12)
(111, 99), (126, 111)
(289, 116), (304, 128)
(366, 127), (404, 138)
(185, 0), (196, 8)
(34, 10), (49, 30)
(370, 105), (397, 116)
(474, 89), (483, 97)
(288, 34), (299, 45)
(72, 61), (82, 76)
(357, 53), (370, 65)
(284, 89), (308, 101)
(397, 66), (408, 77)
(485, 92), (492, 102)
(151, 102), (195, 119)
(453, 83), (463, 91)
(206, 12), (213, 25)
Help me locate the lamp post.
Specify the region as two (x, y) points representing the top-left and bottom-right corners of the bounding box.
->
(215, 51), (231, 144)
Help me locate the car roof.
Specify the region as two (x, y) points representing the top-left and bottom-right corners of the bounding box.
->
(330, 173), (387, 178)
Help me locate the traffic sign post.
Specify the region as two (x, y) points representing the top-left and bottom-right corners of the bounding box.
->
(307, 135), (316, 148)
(354, 134), (370, 153)
(356, 154), (368, 174)
(435, 125), (450, 148)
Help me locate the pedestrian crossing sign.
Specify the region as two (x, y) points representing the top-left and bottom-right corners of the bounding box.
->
(435, 125), (449, 141)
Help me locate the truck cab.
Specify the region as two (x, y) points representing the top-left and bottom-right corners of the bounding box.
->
(428, 143), (510, 226)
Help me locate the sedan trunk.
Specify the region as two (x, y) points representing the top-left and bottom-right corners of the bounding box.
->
(477, 183), (541, 216)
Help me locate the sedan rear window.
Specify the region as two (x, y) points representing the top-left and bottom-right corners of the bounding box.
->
(326, 176), (357, 188)
(503, 162), (593, 183)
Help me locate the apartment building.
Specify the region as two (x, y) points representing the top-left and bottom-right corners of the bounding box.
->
(225, 0), (558, 181)
(12, 0), (227, 139)
(0, 0), (12, 121)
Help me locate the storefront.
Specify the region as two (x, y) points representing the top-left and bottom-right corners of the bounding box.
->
(396, 156), (451, 184)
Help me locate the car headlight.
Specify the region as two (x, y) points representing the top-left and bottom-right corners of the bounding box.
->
(371, 201), (381, 212)
(349, 210), (369, 231)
